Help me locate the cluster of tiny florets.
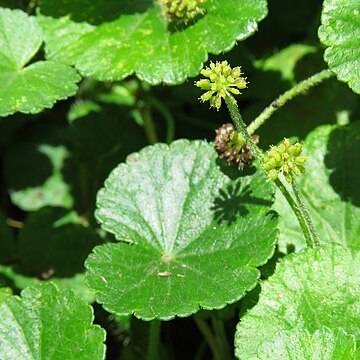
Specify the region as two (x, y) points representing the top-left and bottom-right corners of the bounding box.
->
(262, 138), (307, 183)
(195, 61), (247, 110)
(214, 123), (258, 169)
(161, 0), (206, 23)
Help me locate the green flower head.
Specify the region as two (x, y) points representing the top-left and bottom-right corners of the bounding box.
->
(161, 0), (206, 24)
(195, 61), (247, 110)
(262, 138), (308, 183)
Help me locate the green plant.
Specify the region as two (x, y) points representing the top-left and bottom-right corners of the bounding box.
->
(0, 0), (359, 359)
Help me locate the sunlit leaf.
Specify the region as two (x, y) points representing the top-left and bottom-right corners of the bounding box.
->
(86, 140), (278, 320)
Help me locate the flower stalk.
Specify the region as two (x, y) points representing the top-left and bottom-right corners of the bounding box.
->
(247, 69), (334, 135)
(196, 61), (320, 248)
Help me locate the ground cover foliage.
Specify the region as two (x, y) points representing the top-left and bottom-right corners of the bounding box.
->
(0, 0), (359, 359)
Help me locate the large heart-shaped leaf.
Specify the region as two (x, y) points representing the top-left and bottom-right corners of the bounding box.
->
(86, 140), (278, 320)
(0, 282), (105, 359)
(275, 122), (360, 253)
(235, 244), (360, 359)
(318, 0), (360, 93)
(0, 8), (80, 117)
(37, 0), (268, 84)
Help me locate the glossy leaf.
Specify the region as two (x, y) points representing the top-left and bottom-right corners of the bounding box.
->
(0, 8), (80, 117)
(0, 282), (105, 359)
(257, 327), (359, 360)
(318, 0), (360, 93)
(38, 0), (268, 84)
(86, 140), (278, 320)
(275, 122), (360, 253)
(235, 245), (360, 359)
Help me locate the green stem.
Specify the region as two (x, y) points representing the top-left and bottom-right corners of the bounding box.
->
(148, 97), (175, 144)
(193, 315), (222, 360)
(224, 97), (319, 248)
(291, 179), (320, 247)
(247, 69), (334, 135)
(274, 178), (313, 246)
(140, 105), (158, 145)
(211, 317), (232, 360)
(146, 320), (161, 360)
(224, 97), (263, 161)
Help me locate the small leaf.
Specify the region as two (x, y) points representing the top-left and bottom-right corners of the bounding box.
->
(38, 0), (268, 84)
(318, 0), (360, 93)
(275, 122), (360, 253)
(67, 100), (101, 123)
(257, 327), (359, 360)
(4, 124), (74, 211)
(0, 282), (106, 359)
(86, 140), (278, 320)
(0, 211), (15, 263)
(254, 44), (317, 83)
(235, 245), (360, 359)
(0, 8), (80, 117)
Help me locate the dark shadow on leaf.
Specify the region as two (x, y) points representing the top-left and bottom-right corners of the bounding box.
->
(61, 105), (147, 214)
(17, 207), (103, 278)
(3, 124), (59, 191)
(39, 0), (153, 25)
(167, 12), (206, 34)
(215, 158), (256, 180)
(212, 182), (272, 225)
(324, 122), (360, 207)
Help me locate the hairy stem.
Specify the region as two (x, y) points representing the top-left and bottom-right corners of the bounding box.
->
(146, 320), (161, 360)
(225, 97), (263, 161)
(247, 69), (334, 135)
(291, 179), (320, 247)
(211, 316), (232, 360)
(225, 97), (319, 248)
(193, 315), (222, 360)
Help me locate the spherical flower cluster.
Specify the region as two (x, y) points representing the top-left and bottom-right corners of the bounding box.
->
(161, 0), (206, 23)
(214, 123), (258, 169)
(195, 61), (247, 110)
(262, 138), (307, 183)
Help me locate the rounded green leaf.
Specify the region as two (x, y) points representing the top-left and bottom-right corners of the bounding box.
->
(235, 245), (360, 359)
(0, 8), (80, 117)
(86, 140), (278, 320)
(38, 0), (268, 84)
(257, 327), (359, 360)
(318, 0), (360, 93)
(0, 282), (105, 359)
(275, 122), (360, 253)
